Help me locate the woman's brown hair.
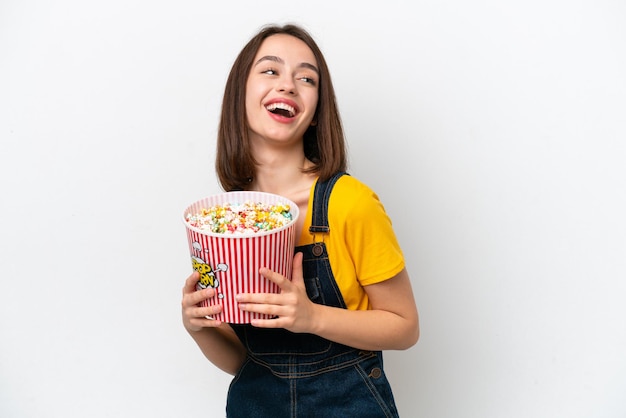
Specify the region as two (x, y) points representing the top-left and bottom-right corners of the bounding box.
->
(215, 24), (347, 191)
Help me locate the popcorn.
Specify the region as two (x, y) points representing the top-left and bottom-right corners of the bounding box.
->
(185, 201), (293, 234)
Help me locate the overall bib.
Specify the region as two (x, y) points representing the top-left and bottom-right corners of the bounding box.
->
(227, 173), (400, 418)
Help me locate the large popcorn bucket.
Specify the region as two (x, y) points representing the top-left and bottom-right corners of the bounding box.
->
(182, 191), (299, 323)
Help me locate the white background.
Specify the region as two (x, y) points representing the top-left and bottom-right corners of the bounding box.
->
(1, 1), (625, 417)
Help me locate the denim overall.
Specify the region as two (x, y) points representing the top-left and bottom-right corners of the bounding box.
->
(227, 172), (400, 418)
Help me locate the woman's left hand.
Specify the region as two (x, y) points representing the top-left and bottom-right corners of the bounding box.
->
(235, 252), (319, 333)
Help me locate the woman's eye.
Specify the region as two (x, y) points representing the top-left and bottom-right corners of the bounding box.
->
(300, 76), (316, 85)
(262, 69), (277, 75)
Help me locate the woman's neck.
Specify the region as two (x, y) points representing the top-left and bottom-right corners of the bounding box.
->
(249, 141), (315, 198)
(251, 157), (315, 196)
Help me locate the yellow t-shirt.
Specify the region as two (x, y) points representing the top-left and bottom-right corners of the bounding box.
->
(297, 175), (405, 311)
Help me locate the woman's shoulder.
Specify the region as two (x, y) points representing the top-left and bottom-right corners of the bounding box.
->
(331, 173), (384, 216)
(334, 173), (377, 198)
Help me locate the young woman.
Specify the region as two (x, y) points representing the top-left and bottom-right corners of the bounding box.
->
(181, 23), (419, 417)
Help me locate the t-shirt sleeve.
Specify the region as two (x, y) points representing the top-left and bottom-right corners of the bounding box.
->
(331, 177), (406, 286)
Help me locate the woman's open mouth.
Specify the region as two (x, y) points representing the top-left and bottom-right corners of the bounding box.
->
(265, 102), (296, 118)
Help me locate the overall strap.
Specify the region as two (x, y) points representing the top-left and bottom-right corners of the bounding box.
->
(309, 171), (348, 234)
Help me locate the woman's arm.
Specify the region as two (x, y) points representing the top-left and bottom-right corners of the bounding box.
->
(310, 267), (419, 350)
(182, 271), (247, 375)
(236, 253), (419, 351)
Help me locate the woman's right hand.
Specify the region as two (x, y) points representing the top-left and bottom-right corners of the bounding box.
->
(181, 271), (224, 332)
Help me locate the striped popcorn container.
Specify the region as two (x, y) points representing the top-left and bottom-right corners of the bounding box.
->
(182, 191), (299, 323)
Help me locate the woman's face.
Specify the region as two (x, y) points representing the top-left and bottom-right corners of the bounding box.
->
(245, 34), (319, 147)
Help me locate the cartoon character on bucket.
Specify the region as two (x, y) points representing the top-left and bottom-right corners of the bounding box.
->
(191, 255), (228, 298)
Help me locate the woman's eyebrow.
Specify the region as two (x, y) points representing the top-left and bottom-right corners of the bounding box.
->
(299, 62), (320, 74)
(254, 55), (319, 74)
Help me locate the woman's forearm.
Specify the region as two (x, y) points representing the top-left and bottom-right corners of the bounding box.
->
(310, 303), (419, 351)
(240, 267), (420, 351)
(187, 324), (247, 376)
(315, 269), (419, 350)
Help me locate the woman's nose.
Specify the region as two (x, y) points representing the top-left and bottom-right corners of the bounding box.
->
(276, 76), (296, 94)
